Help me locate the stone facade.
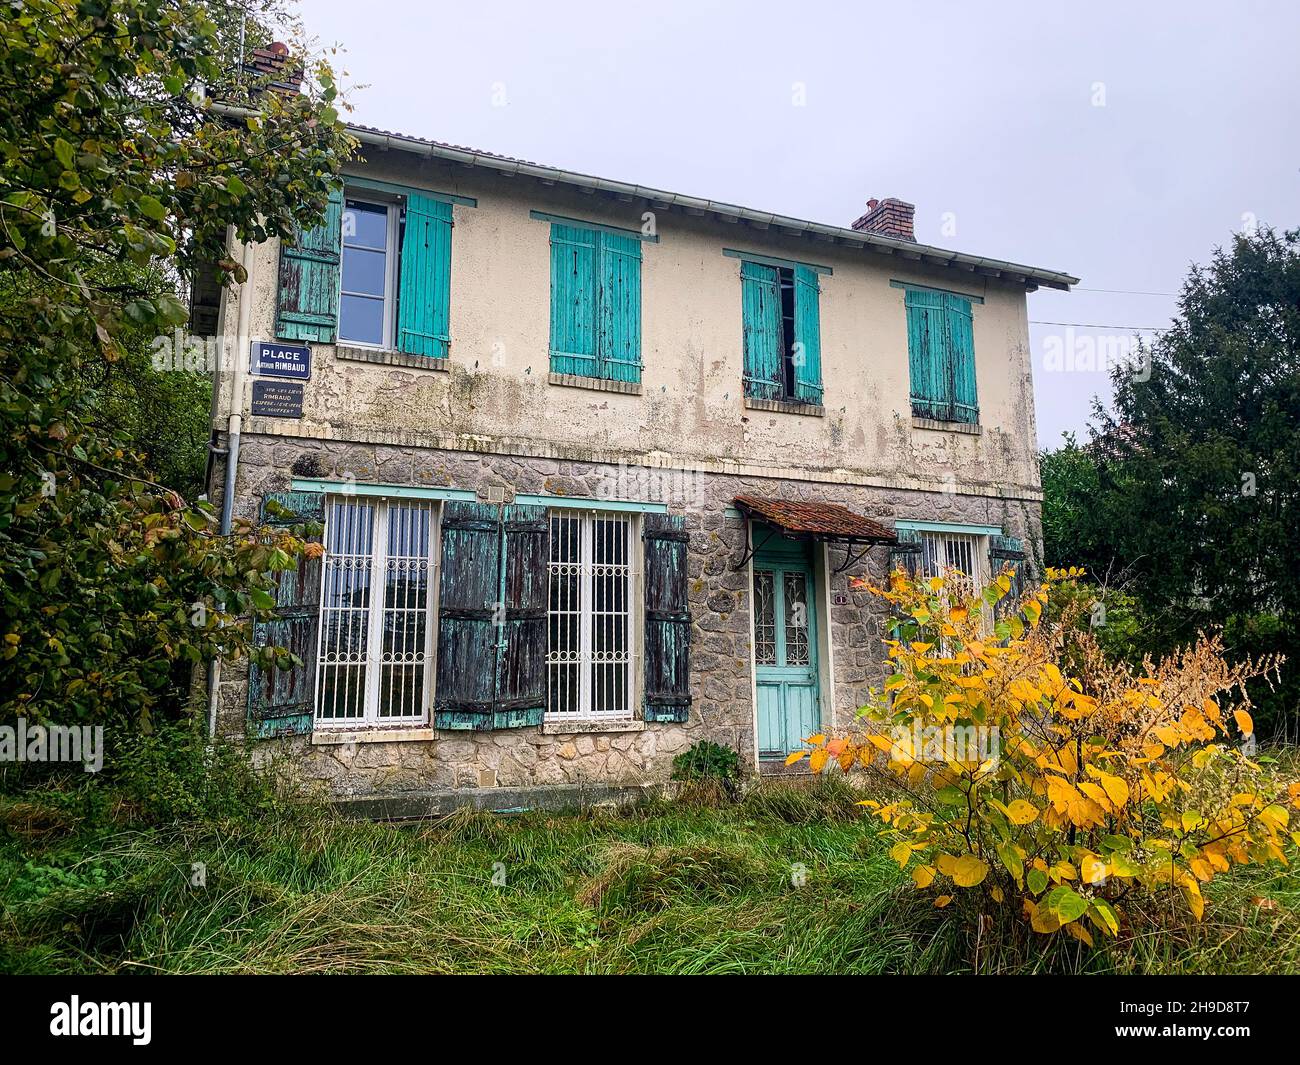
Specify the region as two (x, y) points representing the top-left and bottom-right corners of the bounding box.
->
(213, 431), (1040, 796)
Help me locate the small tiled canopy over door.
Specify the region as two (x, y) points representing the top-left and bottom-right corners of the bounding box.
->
(434, 501), (549, 730)
(643, 514), (692, 722)
(247, 491), (325, 738)
(275, 186), (344, 342)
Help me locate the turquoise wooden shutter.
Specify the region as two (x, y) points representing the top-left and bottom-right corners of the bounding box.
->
(888, 527), (922, 580)
(643, 514), (691, 722)
(792, 264), (824, 406)
(275, 186), (343, 342)
(397, 193), (452, 358)
(741, 261), (782, 400)
(596, 230), (642, 383)
(247, 491), (325, 738)
(905, 287), (949, 420)
(549, 224), (598, 377)
(434, 502), (503, 730)
(495, 504), (548, 728)
(434, 502), (549, 729)
(989, 534), (1026, 618)
(944, 292), (979, 424)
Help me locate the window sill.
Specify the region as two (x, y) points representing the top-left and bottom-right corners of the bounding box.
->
(541, 719), (645, 735)
(334, 345), (449, 371)
(311, 727), (435, 745)
(911, 416), (982, 436)
(744, 396), (825, 417)
(548, 371), (642, 396)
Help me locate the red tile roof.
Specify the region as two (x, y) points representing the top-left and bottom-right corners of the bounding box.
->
(734, 496), (894, 542)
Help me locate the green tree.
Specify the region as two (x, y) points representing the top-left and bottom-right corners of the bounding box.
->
(0, 0), (353, 730)
(1042, 228), (1300, 735)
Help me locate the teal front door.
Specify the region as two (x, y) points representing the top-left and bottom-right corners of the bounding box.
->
(752, 534), (820, 759)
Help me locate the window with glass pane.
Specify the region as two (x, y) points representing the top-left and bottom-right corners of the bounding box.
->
(316, 496), (436, 725)
(547, 511), (634, 719)
(339, 199), (393, 346)
(920, 532), (983, 595)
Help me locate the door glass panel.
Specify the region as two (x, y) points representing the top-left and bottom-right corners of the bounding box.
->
(783, 571), (810, 666)
(753, 570), (776, 665)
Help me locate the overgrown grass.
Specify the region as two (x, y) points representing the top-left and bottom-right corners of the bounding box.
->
(3, 771), (1298, 974)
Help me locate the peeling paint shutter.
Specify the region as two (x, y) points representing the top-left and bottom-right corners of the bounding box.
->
(247, 491), (325, 738)
(397, 193), (453, 358)
(434, 502), (549, 729)
(643, 514), (692, 723)
(549, 224), (598, 377)
(275, 187), (343, 342)
(434, 502), (502, 730)
(888, 528), (922, 580)
(792, 264), (824, 405)
(741, 261), (782, 400)
(989, 534), (1027, 617)
(905, 287), (948, 420)
(495, 505), (548, 728)
(597, 230), (642, 383)
(944, 292), (979, 424)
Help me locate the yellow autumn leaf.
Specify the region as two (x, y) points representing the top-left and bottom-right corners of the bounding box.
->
(933, 895), (954, 908)
(936, 854), (958, 877)
(809, 749), (828, 774)
(1234, 708), (1254, 736)
(1006, 799), (1038, 825)
(889, 841), (913, 869)
(806, 733), (826, 746)
(952, 854), (990, 888)
(1099, 772), (1130, 809)
(784, 750), (807, 766)
(912, 865), (936, 889)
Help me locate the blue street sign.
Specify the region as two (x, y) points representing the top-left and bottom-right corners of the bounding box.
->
(251, 340), (311, 380)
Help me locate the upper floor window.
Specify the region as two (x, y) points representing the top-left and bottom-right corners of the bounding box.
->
(903, 285), (979, 425)
(339, 198), (399, 347)
(546, 219), (642, 384)
(740, 258), (823, 406)
(275, 184), (454, 358)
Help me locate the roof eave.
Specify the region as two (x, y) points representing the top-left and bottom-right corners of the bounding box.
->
(345, 123), (1079, 291)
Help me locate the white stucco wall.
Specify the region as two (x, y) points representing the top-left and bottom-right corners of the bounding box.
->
(218, 150), (1041, 500)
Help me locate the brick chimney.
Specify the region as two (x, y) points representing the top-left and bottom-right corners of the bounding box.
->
(244, 41), (303, 96)
(851, 197), (916, 242)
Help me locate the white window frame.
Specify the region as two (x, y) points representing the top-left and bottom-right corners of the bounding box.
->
(918, 531), (987, 585)
(314, 495), (440, 728)
(338, 192), (402, 349)
(545, 509), (641, 722)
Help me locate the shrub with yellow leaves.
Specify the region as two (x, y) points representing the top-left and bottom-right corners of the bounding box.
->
(789, 565), (1300, 944)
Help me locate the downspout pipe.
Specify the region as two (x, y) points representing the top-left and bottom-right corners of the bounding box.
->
(208, 232), (257, 739)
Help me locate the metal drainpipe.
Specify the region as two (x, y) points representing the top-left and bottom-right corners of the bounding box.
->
(207, 233), (257, 739)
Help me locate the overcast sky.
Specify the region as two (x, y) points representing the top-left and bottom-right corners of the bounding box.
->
(295, 0), (1299, 448)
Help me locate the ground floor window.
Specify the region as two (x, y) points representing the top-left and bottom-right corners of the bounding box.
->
(546, 510), (636, 720)
(316, 496), (437, 726)
(919, 530), (986, 594)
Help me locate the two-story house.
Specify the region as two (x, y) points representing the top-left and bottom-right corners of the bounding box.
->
(204, 70), (1076, 805)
